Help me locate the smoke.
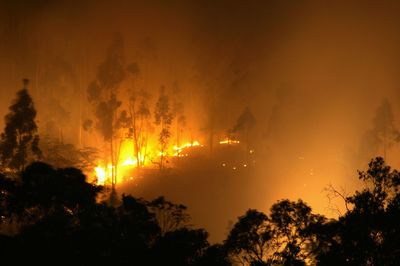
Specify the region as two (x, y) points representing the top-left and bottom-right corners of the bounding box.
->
(2, 0), (400, 241)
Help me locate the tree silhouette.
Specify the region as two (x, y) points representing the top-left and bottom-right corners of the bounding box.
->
(148, 196), (191, 235)
(40, 136), (99, 172)
(172, 81), (186, 153)
(226, 200), (324, 265)
(0, 160), (224, 265)
(196, 244), (231, 266)
(5, 134), (400, 266)
(225, 209), (271, 265)
(0, 79), (41, 172)
(231, 107), (256, 163)
(86, 34), (126, 196)
(269, 199), (325, 265)
(359, 99), (400, 162)
(153, 228), (209, 266)
(316, 157), (400, 265)
(125, 86), (152, 168)
(7, 162), (101, 223)
(154, 86), (173, 170)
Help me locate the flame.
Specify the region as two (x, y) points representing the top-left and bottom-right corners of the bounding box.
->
(94, 166), (106, 185)
(173, 141), (201, 156)
(94, 164), (113, 185)
(122, 157), (137, 166)
(219, 138), (240, 144)
(93, 138), (202, 186)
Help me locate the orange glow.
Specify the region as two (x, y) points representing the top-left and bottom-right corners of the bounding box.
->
(94, 166), (107, 185)
(121, 157), (137, 166)
(219, 138), (240, 145)
(94, 139), (202, 185)
(173, 141), (201, 156)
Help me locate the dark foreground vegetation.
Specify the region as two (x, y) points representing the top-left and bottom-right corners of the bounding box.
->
(1, 83), (400, 265)
(1, 157), (400, 266)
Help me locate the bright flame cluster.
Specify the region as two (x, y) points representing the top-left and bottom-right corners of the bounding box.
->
(219, 139), (240, 145)
(173, 141), (201, 157)
(93, 139), (202, 185)
(93, 137), (246, 186)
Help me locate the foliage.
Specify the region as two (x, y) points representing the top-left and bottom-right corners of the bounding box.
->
(316, 157), (400, 265)
(0, 162), (213, 265)
(0, 81), (41, 171)
(225, 209), (271, 265)
(40, 136), (99, 172)
(125, 86), (153, 167)
(3, 156), (400, 265)
(225, 201), (324, 265)
(154, 86), (173, 169)
(148, 196), (191, 235)
(153, 228), (209, 266)
(86, 34), (127, 188)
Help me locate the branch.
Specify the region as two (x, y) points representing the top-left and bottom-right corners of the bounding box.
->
(323, 184), (350, 216)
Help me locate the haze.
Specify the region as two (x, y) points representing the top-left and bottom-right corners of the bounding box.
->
(1, 0), (400, 241)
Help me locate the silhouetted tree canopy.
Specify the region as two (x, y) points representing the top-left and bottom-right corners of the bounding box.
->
(2, 156), (400, 265)
(316, 157), (400, 265)
(154, 86), (173, 169)
(0, 80), (41, 172)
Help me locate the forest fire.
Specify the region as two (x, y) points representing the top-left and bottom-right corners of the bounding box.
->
(94, 139), (203, 185)
(173, 140), (201, 156)
(4, 1), (400, 264)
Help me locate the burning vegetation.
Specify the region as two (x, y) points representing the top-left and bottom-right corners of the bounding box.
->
(4, 1), (400, 264)
(73, 35), (260, 190)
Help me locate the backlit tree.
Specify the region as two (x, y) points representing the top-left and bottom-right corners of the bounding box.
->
(0, 79), (41, 172)
(154, 86), (173, 170)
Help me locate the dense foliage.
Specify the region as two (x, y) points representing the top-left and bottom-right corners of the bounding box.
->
(0, 80), (41, 171)
(3, 80), (400, 265)
(1, 157), (400, 265)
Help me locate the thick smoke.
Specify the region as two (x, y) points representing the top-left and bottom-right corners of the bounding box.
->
(2, 0), (400, 241)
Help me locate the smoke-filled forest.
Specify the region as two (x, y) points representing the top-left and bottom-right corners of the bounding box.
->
(2, 0), (400, 265)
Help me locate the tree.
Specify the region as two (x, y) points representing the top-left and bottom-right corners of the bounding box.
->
(269, 200), (325, 265)
(86, 34), (125, 193)
(0, 79), (41, 172)
(231, 107), (256, 163)
(153, 228), (209, 266)
(154, 86), (173, 170)
(0, 160), (224, 266)
(373, 99), (400, 160)
(196, 244), (231, 266)
(116, 194), (161, 262)
(125, 84), (152, 168)
(225, 201), (324, 265)
(39, 136), (99, 173)
(359, 99), (400, 162)
(148, 196), (191, 235)
(316, 157), (400, 265)
(135, 91), (152, 166)
(172, 82), (186, 153)
(225, 209), (272, 265)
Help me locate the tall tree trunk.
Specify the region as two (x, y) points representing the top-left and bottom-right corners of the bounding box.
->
(111, 136), (115, 186)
